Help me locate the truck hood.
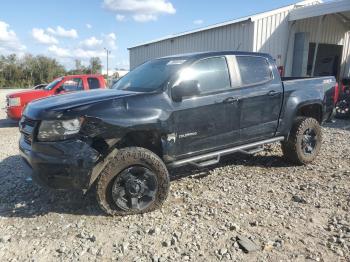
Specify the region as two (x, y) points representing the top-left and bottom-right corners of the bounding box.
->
(24, 89), (143, 120)
(7, 89), (50, 98)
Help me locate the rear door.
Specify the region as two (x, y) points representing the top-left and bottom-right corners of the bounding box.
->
(170, 56), (241, 158)
(87, 77), (102, 90)
(236, 55), (283, 142)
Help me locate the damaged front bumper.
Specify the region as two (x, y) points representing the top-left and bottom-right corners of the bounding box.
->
(19, 136), (103, 191)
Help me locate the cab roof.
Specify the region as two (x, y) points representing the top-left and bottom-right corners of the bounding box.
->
(157, 51), (273, 61)
(61, 74), (104, 78)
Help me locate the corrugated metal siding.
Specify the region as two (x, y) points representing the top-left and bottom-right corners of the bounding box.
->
(129, 7), (350, 78)
(284, 16), (349, 77)
(129, 21), (254, 69)
(293, 15), (349, 78)
(295, 15), (347, 45)
(130, 9), (294, 70)
(341, 31), (350, 78)
(253, 10), (291, 66)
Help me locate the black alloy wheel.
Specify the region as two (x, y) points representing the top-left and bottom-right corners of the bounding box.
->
(301, 128), (317, 155)
(96, 147), (170, 216)
(111, 166), (158, 211)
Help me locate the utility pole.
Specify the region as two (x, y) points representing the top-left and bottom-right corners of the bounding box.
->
(104, 48), (111, 86)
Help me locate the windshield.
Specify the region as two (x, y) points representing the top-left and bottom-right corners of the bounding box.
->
(112, 58), (186, 92)
(44, 78), (63, 90)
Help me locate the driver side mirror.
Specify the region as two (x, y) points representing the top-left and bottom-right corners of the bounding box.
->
(172, 80), (200, 102)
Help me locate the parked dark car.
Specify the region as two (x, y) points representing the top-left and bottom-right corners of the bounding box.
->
(19, 51), (337, 216)
(335, 78), (350, 119)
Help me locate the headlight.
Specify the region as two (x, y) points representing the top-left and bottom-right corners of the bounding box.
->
(38, 118), (84, 141)
(8, 97), (21, 107)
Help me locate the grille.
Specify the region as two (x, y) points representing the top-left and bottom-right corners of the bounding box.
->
(23, 117), (36, 127)
(23, 133), (32, 145)
(20, 117), (38, 145)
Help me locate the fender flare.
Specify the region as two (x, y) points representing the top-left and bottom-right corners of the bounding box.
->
(87, 149), (118, 190)
(279, 97), (323, 138)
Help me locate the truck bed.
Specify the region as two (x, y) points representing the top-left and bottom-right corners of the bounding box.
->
(282, 76), (336, 93)
(281, 76), (337, 122)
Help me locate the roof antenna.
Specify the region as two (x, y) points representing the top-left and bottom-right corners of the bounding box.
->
(235, 43), (242, 51)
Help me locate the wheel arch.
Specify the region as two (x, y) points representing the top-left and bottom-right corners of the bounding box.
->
(295, 102), (323, 124)
(278, 98), (324, 138)
(86, 127), (166, 190)
(116, 130), (164, 158)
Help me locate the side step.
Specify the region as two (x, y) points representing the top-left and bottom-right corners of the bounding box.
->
(189, 155), (220, 168)
(238, 146), (264, 155)
(168, 136), (284, 168)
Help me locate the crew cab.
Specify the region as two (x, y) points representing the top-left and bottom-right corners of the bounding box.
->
(19, 51), (337, 216)
(6, 74), (106, 120)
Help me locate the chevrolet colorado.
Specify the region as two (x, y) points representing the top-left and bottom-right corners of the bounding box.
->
(19, 51), (337, 216)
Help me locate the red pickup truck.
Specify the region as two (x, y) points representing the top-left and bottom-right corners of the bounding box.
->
(6, 74), (106, 120)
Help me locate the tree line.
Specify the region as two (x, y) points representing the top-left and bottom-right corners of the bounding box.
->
(0, 54), (102, 88)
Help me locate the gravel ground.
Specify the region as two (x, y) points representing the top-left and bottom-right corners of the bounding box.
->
(0, 89), (349, 261)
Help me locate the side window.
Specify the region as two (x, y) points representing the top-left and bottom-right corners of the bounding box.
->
(88, 77), (101, 89)
(181, 57), (231, 95)
(236, 56), (272, 86)
(61, 78), (84, 91)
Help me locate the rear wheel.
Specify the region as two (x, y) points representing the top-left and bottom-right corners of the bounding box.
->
(96, 147), (170, 216)
(335, 98), (350, 119)
(281, 117), (322, 165)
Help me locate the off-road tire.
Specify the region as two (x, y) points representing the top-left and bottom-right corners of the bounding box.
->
(335, 98), (350, 119)
(96, 147), (170, 216)
(281, 117), (322, 165)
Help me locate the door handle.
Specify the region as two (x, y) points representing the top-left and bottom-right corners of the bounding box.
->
(223, 97), (239, 104)
(267, 90), (279, 96)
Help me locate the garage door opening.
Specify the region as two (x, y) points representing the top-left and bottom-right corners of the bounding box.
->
(307, 43), (343, 80)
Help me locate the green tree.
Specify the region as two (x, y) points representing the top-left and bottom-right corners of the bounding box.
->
(0, 53), (66, 89)
(89, 57), (102, 74)
(69, 59), (88, 74)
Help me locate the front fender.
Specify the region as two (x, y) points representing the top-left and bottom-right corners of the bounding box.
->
(88, 149), (118, 189)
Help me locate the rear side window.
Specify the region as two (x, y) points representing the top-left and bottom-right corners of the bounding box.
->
(236, 56), (272, 86)
(185, 56), (231, 94)
(88, 77), (101, 89)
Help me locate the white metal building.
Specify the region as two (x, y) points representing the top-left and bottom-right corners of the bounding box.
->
(128, 0), (350, 80)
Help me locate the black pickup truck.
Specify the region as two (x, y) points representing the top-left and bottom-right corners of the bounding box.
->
(19, 51), (337, 216)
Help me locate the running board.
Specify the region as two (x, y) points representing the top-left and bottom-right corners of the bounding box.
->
(168, 136), (285, 168)
(238, 146), (264, 155)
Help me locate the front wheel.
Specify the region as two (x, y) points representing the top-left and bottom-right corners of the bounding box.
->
(96, 147), (170, 216)
(281, 117), (322, 165)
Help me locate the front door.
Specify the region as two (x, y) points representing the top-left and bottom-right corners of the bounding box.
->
(236, 55), (283, 142)
(55, 77), (85, 94)
(169, 56), (241, 159)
